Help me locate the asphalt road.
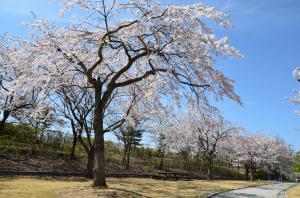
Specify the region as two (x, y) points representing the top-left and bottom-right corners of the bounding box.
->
(212, 183), (296, 198)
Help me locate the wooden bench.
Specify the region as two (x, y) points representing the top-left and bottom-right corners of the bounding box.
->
(156, 171), (189, 180)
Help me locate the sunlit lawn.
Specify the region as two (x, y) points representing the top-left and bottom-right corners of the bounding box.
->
(288, 183), (300, 198)
(0, 176), (267, 198)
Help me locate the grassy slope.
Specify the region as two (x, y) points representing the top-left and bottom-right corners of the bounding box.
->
(0, 177), (267, 198)
(0, 124), (246, 180)
(288, 184), (300, 198)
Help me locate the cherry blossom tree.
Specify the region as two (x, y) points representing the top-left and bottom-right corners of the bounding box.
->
(232, 134), (269, 181)
(160, 115), (195, 158)
(216, 133), (240, 170)
(14, 102), (57, 143)
(227, 133), (293, 181)
(10, 0), (242, 186)
(0, 36), (41, 134)
(266, 138), (293, 181)
(162, 110), (239, 180)
(195, 116), (239, 180)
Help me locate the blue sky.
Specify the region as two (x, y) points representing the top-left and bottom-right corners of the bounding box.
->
(1, 0), (300, 150)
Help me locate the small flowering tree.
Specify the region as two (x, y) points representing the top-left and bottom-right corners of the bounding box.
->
(162, 110), (239, 180)
(195, 116), (239, 180)
(8, 0), (242, 186)
(15, 103), (57, 143)
(233, 134), (269, 181)
(268, 138), (293, 180)
(228, 133), (293, 181)
(161, 114), (196, 160)
(0, 37), (41, 134)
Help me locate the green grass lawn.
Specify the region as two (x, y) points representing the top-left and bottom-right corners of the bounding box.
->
(0, 176), (267, 198)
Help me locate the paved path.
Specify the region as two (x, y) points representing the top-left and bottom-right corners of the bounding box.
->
(212, 183), (296, 198)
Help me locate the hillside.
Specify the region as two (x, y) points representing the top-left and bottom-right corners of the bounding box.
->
(0, 123), (246, 180)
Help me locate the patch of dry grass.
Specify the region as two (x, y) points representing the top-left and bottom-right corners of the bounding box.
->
(288, 183), (300, 198)
(0, 177), (88, 198)
(0, 177), (267, 198)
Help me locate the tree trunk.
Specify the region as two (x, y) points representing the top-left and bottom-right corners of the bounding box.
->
(250, 168), (254, 181)
(70, 121), (77, 160)
(93, 89), (107, 187)
(86, 149), (95, 179)
(267, 167), (271, 181)
(93, 130), (106, 187)
(0, 110), (10, 135)
(34, 127), (40, 144)
(126, 146), (131, 170)
(122, 146), (127, 165)
(70, 135), (77, 160)
(78, 133), (94, 179)
(245, 165), (249, 181)
(279, 166), (282, 182)
(159, 157), (164, 170)
(207, 158), (212, 180)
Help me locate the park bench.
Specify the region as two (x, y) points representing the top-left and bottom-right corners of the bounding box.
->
(156, 170), (189, 180)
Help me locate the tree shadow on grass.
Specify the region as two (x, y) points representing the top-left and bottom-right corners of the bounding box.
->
(0, 176), (21, 181)
(40, 176), (90, 182)
(0, 175), (89, 182)
(109, 179), (230, 197)
(55, 186), (152, 198)
(109, 187), (151, 198)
